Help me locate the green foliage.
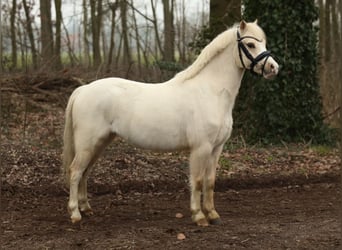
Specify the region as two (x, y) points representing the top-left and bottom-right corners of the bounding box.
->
(154, 60), (184, 72)
(188, 25), (217, 55)
(309, 145), (334, 156)
(233, 0), (334, 144)
(219, 157), (233, 170)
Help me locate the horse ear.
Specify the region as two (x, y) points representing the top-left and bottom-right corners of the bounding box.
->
(240, 20), (247, 30)
(254, 19), (258, 24)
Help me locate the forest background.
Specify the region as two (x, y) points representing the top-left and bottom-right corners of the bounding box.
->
(0, 0), (340, 144)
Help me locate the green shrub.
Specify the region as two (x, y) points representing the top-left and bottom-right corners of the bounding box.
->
(233, 0), (334, 144)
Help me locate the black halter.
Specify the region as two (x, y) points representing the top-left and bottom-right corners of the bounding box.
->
(237, 29), (271, 76)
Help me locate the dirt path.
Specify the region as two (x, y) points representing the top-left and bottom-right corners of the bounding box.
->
(1, 181), (340, 250)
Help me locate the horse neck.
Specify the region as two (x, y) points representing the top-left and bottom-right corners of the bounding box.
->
(195, 42), (245, 99)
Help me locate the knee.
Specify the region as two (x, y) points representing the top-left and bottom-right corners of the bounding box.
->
(205, 175), (216, 187)
(70, 170), (82, 181)
(190, 178), (203, 191)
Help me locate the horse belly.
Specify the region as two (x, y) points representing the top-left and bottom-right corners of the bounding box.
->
(116, 121), (188, 151)
(112, 105), (189, 151)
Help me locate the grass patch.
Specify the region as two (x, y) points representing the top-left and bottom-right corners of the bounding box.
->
(309, 145), (334, 156)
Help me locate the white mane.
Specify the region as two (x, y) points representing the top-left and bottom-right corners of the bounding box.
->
(174, 25), (238, 82)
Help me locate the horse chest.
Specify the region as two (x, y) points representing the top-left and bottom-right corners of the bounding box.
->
(198, 91), (234, 146)
(214, 114), (233, 146)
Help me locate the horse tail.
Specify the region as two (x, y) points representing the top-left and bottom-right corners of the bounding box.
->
(62, 89), (78, 187)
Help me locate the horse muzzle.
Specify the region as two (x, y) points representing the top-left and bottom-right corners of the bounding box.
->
(262, 56), (279, 80)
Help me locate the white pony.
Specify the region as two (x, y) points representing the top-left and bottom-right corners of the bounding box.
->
(63, 20), (278, 226)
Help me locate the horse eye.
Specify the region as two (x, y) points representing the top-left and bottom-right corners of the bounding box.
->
(247, 43), (255, 49)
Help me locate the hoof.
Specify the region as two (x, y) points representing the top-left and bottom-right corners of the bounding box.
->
(71, 217), (81, 224)
(209, 217), (222, 225)
(196, 218), (209, 227)
(70, 214), (82, 224)
(81, 209), (94, 217)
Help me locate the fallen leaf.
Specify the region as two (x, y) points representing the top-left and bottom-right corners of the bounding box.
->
(175, 213), (184, 219)
(177, 233), (186, 240)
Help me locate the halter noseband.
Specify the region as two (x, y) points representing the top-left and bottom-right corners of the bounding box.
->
(237, 29), (271, 76)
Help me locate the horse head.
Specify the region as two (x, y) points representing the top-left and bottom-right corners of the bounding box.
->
(236, 20), (279, 79)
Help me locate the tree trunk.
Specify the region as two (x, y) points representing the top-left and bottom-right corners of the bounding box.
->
(332, 0), (341, 124)
(101, 29), (108, 67)
(40, 0), (54, 69)
(320, 0), (341, 127)
(120, 0), (132, 67)
(62, 18), (77, 66)
(175, 0), (186, 64)
(115, 32), (123, 67)
(90, 0), (103, 67)
(324, 0), (331, 62)
(10, 0), (17, 70)
(318, 0), (325, 62)
(17, 22), (25, 70)
(23, 0), (38, 69)
(339, 0), (342, 127)
(54, 0), (62, 69)
(340, 0), (342, 224)
(0, 0), (2, 73)
(131, 0), (142, 76)
(107, 1), (118, 70)
(210, 0), (241, 37)
(82, 0), (91, 67)
(150, 0), (163, 59)
(162, 0), (175, 62)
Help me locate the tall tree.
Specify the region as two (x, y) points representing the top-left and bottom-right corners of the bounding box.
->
(210, 0), (241, 37)
(0, 0), (2, 73)
(131, 0), (142, 75)
(107, 1), (118, 70)
(162, 0), (175, 62)
(90, 0), (103, 67)
(23, 0), (38, 69)
(120, 0), (132, 67)
(40, 0), (54, 68)
(319, 0), (341, 127)
(150, 0), (163, 58)
(324, 0), (332, 62)
(175, 0), (187, 63)
(318, 0), (325, 62)
(10, 0), (17, 70)
(83, 0), (91, 67)
(54, 0), (62, 69)
(189, 0), (241, 55)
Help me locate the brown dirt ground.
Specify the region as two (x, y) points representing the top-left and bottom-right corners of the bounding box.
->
(1, 74), (341, 249)
(1, 177), (340, 249)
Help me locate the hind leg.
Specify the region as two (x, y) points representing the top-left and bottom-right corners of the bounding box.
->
(68, 151), (93, 223)
(78, 167), (93, 216)
(77, 134), (114, 217)
(78, 157), (98, 216)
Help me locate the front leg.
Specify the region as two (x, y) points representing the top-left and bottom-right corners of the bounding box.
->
(203, 144), (224, 225)
(190, 179), (208, 226)
(202, 167), (221, 225)
(189, 145), (213, 226)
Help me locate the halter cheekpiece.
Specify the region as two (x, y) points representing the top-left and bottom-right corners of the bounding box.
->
(237, 29), (271, 76)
